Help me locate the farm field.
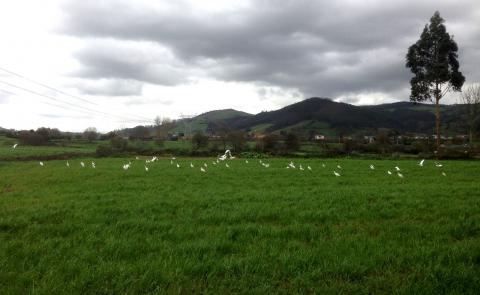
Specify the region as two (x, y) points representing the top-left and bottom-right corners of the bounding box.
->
(1, 157), (479, 294)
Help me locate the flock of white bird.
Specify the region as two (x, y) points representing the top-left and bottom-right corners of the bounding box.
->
(30, 144), (448, 179)
(14, 142), (448, 178)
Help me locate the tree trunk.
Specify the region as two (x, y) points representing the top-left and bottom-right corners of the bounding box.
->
(435, 95), (441, 149)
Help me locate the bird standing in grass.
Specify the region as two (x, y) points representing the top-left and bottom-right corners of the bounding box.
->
(419, 159), (425, 166)
(145, 166), (149, 172)
(370, 164), (375, 170)
(333, 171), (341, 177)
(66, 161), (70, 167)
(397, 172), (404, 178)
(190, 163), (194, 168)
(387, 170), (392, 175)
(39, 161), (44, 166)
(91, 161), (96, 169)
(442, 172), (446, 176)
(307, 166), (312, 171)
(176, 163), (180, 168)
(200, 167), (206, 172)
(395, 166), (401, 171)
(225, 163), (230, 168)
(80, 162), (85, 168)
(12, 143), (18, 149)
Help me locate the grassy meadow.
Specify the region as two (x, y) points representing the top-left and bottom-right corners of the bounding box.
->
(1, 157), (479, 294)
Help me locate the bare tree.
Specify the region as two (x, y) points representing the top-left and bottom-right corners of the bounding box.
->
(83, 127), (98, 142)
(460, 84), (480, 144)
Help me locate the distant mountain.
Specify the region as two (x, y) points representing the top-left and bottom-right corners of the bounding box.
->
(223, 97), (468, 136)
(172, 109), (252, 134)
(119, 98), (471, 137)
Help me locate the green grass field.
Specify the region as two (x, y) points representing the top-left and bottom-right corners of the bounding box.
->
(1, 157), (479, 294)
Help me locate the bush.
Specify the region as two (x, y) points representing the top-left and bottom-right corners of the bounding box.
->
(192, 132), (209, 150)
(96, 145), (114, 157)
(18, 131), (47, 146)
(110, 136), (128, 150)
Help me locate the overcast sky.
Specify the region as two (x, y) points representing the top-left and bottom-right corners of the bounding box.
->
(0, 0), (479, 132)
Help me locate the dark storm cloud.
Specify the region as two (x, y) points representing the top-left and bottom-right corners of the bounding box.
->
(60, 0), (480, 100)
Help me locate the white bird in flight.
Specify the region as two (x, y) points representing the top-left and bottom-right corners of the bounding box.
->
(419, 159), (425, 166)
(333, 171), (341, 177)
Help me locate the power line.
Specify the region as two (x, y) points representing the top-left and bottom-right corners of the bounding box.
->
(0, 65), (153, 122)
(0, 80), (149, 124)
(0, 66), (97, 106)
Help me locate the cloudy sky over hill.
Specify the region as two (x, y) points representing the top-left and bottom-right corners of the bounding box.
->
(0, 0), (479, 131)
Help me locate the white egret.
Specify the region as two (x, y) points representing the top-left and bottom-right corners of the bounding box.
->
(435, 162), (443, 167)
(190, 163), (194, 168)
(12, 143), (18, 149)
(204, 163), (208, 167)
(442, 172), (446, 177)
(333, 171), (341, 177)
(369, 164), (375, 170)
(397, 172), (404, 178)
(307, 166), (312, 171)
(322, 163), (326, 168)
(123, 164), (130, 170)
(337, 165), (342, 169)
(171, 160), (174, 165)
(66, 161), (70, 167)
(245, 160), (249, 164)
(299, 165), (304, 171)
(91, 161), (96, 168)
(387, 170), (392, 175)
(172, 157), (176, 160)
(225, 163), (230, 168)
(39, 161), (44, 166)
(135, 156), (139, 160)
(395, 166), (400, 171)
(419, 159), (425, 166)
(176, 163), (180, 168)
(145, 166), (149, 172)
(200, 167), (206, 172)
(288, 162), (295, 169)
(80, 162), (85, 168)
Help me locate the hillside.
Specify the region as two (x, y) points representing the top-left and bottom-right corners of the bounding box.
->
(117, 98), (471, 137)
(223, 98), (469, 136)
